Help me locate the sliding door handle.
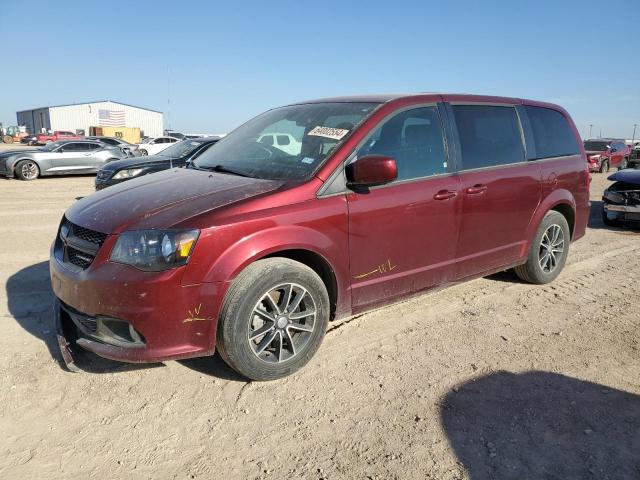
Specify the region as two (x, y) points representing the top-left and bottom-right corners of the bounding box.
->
(466, 184), (488, 195)
(433, 190), (458, 200)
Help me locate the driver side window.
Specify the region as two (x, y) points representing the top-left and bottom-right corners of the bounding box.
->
(356, 106), (447, 181)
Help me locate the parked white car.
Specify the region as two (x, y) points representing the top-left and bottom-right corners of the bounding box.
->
(257, 133), (302, 156)
(136, 136), (181, 156)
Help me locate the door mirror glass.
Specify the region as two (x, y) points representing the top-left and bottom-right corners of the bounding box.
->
(346, 155), (397, 187)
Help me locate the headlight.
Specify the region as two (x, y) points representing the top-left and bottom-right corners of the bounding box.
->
(112, 168), (144, 180)
(603, 190), (624, 204)
(110, 229), (199, 271)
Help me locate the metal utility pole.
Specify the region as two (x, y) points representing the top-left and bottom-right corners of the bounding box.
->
(633, 124), (637, 144)
(589, 124), (593, 138)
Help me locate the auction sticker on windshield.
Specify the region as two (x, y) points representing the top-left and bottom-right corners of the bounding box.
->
(308, 126), (350, 141)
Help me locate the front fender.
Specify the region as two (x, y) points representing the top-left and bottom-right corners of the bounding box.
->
(197, 225), (339, 281)
(4, 156), (34, 177)
(522, 189), (576, 256)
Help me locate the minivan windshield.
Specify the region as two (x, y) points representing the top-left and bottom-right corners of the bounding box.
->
(584, 141), (609, 151)
(192, 102), (379, 180)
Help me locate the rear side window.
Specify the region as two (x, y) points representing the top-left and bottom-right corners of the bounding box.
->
(452, 105), (524, 170)
(525, 106), (580, 159)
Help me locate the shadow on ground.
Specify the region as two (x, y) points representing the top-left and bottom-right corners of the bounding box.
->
(6, 260), (244, 381)
(441, 371), (640, 479)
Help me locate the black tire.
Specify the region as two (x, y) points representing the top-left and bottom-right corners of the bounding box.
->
(514, 211), (570, 284)
(216, 258), (330, 381)
(139, 149), (148, 156)
(619, 157), (629, 170)
(601, 207), (620, 227)
(15, 160), (40, 181)
(599, 159), (610, 173)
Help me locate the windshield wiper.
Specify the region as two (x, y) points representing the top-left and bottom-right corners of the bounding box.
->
(191, 163), (252, 178)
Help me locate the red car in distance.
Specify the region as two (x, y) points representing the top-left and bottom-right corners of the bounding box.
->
(584, 138), (632, 173)
(51, 93), (590, 380)
(36, 130), (82, 144)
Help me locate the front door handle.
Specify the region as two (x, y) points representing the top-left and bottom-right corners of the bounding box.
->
(434, 189), (458, 200)
(466, 184), (488, 195)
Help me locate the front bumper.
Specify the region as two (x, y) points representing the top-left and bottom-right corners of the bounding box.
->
(603, 203), (640, 223)
(50, 243), (227, 364)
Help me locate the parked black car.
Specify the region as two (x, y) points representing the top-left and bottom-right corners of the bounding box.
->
(602, 169), (640, 226)
(20, 134), (39, 146)
(95, 136), (219, 190)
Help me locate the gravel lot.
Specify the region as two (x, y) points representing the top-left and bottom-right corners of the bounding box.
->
(0, 154), (638, 479)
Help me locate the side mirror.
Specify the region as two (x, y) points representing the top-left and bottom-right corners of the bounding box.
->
(346, 155), (397, 188)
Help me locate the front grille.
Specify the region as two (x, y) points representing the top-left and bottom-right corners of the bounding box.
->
(71, 224), (108, 245)
(56, 219), (108, 271)
(60, 302), (98, 335)
(67, 246), (95, 269)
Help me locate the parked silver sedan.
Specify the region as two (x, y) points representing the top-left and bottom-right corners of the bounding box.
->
(0, 140), (127, 181)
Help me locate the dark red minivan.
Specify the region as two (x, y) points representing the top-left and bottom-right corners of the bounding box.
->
(50, 94), (590, 380)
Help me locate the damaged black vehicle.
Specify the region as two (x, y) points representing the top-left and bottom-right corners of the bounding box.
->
(602, 169), (640, 227)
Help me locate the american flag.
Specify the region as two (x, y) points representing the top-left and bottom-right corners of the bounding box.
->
(98, 109), (125, 126)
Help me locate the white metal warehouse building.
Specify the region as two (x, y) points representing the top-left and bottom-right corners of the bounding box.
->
(16, 100), (163, 137)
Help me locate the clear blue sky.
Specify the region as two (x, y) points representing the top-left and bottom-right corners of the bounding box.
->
(1, 0), (638, 139)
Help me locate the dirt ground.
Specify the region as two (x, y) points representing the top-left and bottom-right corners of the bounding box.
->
(0, 157), (638, 479)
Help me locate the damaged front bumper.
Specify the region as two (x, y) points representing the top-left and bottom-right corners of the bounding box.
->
(603, 203), (640, 223)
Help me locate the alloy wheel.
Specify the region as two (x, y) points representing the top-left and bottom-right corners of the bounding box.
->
(21, 161), (38, 180)
(538, 224), (564, 273)
(248, 283), (317, 364)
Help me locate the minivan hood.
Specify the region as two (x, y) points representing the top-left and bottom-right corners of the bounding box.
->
(607, 169), (640, 186)
(66, 168), (284, 233)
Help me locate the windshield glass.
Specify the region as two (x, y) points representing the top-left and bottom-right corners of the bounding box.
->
(193, 102), (379, 180)
(41, 142), (62, 151)
(159, 140), (205, 158)
(584, 141), (608, 151)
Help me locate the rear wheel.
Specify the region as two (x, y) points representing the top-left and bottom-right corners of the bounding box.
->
(3, 135), (13, 143)
(216, 258), (330, 381)
(15, 160), (40, 181)
(599, 159), (610, 173)
(139, 149), (148, 156)
(515, 211), (570, 284)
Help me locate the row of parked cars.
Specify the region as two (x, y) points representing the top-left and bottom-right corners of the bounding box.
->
(1, 134), (220, 181)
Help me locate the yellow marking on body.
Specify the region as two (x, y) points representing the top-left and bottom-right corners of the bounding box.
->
(353, 259), (397, 279)
(183, 303), (211, 323)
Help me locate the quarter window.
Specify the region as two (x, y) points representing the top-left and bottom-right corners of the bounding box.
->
(356, 106), (447, 181)
(525, 106), (580, 159)
(452, 105), (524, 170)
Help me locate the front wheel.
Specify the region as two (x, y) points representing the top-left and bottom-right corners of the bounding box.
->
(139, 149), (148, 156)
(15, 160), (40, 180)
(619, 157), (629, 170)
(599, 159), (610, 173)
(514, 211), (570, 284)
(217, 258), (330, 381)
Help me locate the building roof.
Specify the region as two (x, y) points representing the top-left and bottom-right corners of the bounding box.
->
(17, 100), (162, 114)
